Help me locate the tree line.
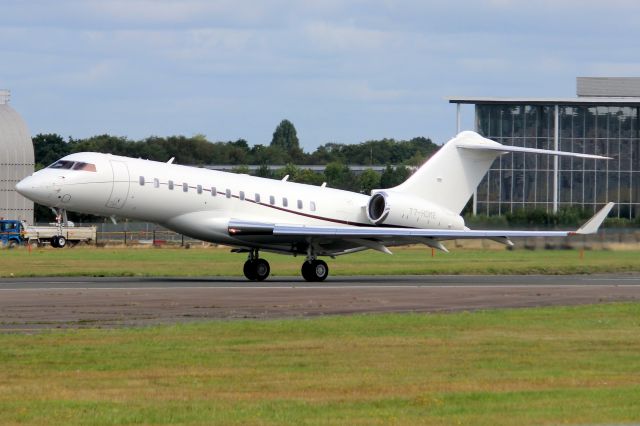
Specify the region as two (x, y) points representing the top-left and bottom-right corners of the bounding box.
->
(33, 119), (438, 194)
(32, 120), (437, 221)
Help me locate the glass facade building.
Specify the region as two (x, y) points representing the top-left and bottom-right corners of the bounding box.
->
(449, 87), (640, 219)
(474, 104), (640, 218)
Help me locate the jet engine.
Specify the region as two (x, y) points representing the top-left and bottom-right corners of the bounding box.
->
(366, 190), (465, 229)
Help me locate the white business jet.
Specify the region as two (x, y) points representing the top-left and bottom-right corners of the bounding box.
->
(16, 131), (614, 281)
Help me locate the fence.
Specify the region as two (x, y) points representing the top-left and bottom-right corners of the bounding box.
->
(33, 222), (640, 249)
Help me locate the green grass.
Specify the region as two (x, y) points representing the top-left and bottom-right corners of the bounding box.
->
(1, 303), (640, 424)
(1, 245), (640, 277)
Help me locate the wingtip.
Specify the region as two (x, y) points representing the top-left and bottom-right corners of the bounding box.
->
(575, 202), (615, 235)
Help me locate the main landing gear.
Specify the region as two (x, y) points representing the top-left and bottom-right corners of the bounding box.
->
(301, 244), (329, 282)
(240, 249), (330, 282)
(301, 259), (329, 282)
(243, 249), (271, 281)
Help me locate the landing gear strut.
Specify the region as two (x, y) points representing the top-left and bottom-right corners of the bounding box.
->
(50, 208), (68, 249)
(243, 249), (270, 281)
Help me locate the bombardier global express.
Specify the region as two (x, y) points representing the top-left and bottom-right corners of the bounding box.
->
(16, 131), (614, 281)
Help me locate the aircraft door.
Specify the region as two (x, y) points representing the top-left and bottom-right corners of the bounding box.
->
(105, 160), (130, 209)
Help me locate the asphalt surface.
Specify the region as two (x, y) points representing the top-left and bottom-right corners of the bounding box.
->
(1, 274), (640, 331)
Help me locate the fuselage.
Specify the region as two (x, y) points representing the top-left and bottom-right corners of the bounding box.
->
(16, 152), (465, 254)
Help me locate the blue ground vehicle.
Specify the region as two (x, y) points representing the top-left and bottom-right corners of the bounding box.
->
(0, 220), (25, 248)
(0, 219), (96, 248)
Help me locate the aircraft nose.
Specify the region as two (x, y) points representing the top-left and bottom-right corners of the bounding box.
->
(15, 175), (48, 202)
(15, 176), (31, 197)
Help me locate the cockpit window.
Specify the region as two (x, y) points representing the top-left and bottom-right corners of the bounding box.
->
(47, 160), (97, 172)
(72, 162), (97, 172)
(48, 160), (74, 170)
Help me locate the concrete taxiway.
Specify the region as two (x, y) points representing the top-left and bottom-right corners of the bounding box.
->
(1, 274), (640, 331)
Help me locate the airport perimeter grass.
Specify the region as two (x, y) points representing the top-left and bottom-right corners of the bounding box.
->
(1, 245), (640, 277)
(1, 303), (640, 425)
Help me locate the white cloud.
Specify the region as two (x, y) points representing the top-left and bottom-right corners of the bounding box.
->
(304, 22), (399, 53)
(3, 0), (640, 147)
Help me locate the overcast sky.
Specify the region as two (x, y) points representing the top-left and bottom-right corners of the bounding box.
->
(2, 0), (640, 151)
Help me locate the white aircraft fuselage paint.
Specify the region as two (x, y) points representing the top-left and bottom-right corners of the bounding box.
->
(18, 152), (464, 248)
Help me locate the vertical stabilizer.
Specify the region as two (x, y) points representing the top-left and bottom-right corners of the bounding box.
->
(392, 131), (504, 214)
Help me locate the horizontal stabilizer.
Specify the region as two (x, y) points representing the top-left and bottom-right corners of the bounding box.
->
(458, 143), (611, 160)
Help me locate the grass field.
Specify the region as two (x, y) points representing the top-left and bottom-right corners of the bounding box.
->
(1, 245), (639, 277)
(0, 303), (639, 425)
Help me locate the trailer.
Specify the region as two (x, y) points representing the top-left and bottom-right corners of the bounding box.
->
(0, 220), (96, 248)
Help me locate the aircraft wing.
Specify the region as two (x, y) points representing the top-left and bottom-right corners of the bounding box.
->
(228, 202), (614, 253)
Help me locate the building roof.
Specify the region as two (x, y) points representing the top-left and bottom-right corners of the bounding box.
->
(577, 77), (640, 97)
(447, 96), (640, 106)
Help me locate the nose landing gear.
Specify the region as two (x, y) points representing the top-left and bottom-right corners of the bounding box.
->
(50, 208), (68, 249)
(243, 249), (270, 281)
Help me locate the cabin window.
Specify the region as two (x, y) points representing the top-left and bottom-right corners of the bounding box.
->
(297, 200), (303, 209)
(154, 178), (160, 188)
(72, 162), (97, 172)
(255, 193), (261, 203)
(282, 197), (288, 207)
(269, 195), (275, 205)
(139, 176), (145, 186)
(239, 191), (245, 201)
(197, 185), (202, 194)
(211, 187), (217, 196)
(168, 180), (174, 190)
(226, 189), (231, 198)
(310, 201), (316, 212)
(183, 183), (188, 192)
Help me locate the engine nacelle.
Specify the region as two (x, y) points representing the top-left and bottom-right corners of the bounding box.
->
(366, 190), (465, 229)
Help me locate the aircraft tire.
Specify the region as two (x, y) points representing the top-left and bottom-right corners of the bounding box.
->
(301, 260), (329, 282)
(312, 260), (329, 281)
(57, 236), (67, 248)
(254, 259), (270, 281)
(301, 261), (314, 281)
(243, 260), (258, 281)
(51, 236), (59, 248)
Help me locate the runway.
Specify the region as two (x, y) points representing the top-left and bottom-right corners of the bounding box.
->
(1, 274), (640, 331)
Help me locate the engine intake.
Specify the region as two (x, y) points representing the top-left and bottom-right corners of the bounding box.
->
(367, 192), (389, 224)
(365, 190), (465, 229)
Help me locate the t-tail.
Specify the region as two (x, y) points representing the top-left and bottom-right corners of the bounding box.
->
(391, 131), (610, 215)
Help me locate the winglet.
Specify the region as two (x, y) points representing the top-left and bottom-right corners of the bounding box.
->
(573, 202), (615, 235)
